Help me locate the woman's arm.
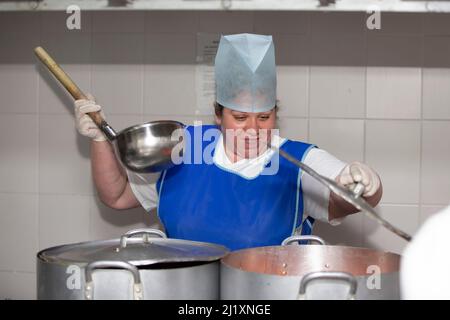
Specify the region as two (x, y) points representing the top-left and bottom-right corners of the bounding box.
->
(302, 149), (383, 224)
(328, 163), (383, 221)
(91, 140), (140, 210)
(328, 180), (383, 221)
(74, 96), (144, 210)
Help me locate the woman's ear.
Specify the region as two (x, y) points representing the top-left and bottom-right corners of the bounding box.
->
(214, 113), (222, 126)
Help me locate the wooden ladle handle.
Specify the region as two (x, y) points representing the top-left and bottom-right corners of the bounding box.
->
(34, 46), (104, 128)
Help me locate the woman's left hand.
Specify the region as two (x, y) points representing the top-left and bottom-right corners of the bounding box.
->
(336, 162), (381, 198)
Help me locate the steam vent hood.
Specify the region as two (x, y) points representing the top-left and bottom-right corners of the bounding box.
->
(1, 0), (450, 13)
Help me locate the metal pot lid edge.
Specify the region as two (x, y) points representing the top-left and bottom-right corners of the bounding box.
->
(38, 237), (229, 266)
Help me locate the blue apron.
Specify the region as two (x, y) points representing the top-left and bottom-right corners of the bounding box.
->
(156, 125), (316, 251)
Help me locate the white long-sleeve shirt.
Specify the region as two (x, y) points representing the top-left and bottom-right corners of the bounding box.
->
(126, 134), (347, 225)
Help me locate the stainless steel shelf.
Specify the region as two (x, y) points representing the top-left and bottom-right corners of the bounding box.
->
(1, 0), (450, 12)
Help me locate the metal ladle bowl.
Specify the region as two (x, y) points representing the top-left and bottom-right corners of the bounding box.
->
(111, 120), (185, 173)
(34, 46), (185, 173)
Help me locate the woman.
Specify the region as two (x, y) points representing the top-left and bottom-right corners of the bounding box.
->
(75, 33), (382, 250)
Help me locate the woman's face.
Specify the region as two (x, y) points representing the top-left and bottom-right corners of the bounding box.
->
(215, 107), (277, 161)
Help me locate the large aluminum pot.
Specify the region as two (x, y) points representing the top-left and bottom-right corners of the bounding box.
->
(37, 229), (228, 300)
(220, 235), (400, 300)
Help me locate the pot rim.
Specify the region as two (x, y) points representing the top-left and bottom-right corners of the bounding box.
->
(37, 237), (229, 267)
(220, 244), (401, 277)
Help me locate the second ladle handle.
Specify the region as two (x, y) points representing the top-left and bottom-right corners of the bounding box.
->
(274, 146), (412, 242)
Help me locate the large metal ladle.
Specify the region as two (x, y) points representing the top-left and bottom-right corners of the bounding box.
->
(34, 46), (184, 173)
(272, 146), (412, 242)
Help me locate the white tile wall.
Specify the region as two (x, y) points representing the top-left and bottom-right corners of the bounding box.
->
(421, 121), (450, 205)
(366, 35), (422, 119)
(144, 65), (197, 116)
(423, 68), (450, 120)
(0, 64), (38, 114)
(366, 67), (422, 119)
(0, 194), (38, 272)
(0, 271), (36, 300)
(366, 120), (421, 204)
(38, 194), (90, 250)
(423, 36), (450, 119)
(92, 34), (144, 114)
(276, 66), (309, 118)
(314, 214), (365, 247)
(0, 10), (450, 299)
(38, 33), (91, 114)
(310, 66), (366, 118)
(0, 114), (38, 193)
(363, 204), (420, 255)
(277, 118), (308, 142)
(144, 114), (215, 126)
(92, 64), (144, 115)
(309, 119), (364, 163)
(107, 114), (144, 133)
(39, 114), (94, 195)
(88, 196), (149, 241)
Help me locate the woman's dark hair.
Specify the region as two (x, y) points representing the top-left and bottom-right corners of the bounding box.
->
(214, 101), (279, 117)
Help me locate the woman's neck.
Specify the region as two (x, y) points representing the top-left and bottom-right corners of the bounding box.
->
(224, 145), (244, 163)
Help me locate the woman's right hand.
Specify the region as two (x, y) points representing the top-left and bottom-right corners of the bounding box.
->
(74, 94), (107, 142)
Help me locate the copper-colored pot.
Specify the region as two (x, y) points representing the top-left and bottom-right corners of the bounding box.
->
(220, 236), (401, 300)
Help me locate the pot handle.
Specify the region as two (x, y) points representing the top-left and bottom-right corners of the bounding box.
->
(120, 228), (167, 248)
(297, 271), (357, 300)
(85, 260), (144, 300)
(281, 235), (326, 246)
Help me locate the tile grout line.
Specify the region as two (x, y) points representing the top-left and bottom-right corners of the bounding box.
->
(378, 203), (422, 207)
(36, 10), (42, 258)
(88, 11), (94, 242)
(418, 15), (425, 225)
(4, 112), (450, 122)
(306, 11), (312, 143)
(362, 12), (368, 248)
(0, 270), (36, 274)
(142, 11), (146, 123)
(30, 191), (94, 196)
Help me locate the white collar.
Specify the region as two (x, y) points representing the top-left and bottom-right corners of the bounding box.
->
(213, 133), (286, 179)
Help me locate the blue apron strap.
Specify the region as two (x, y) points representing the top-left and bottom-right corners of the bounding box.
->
(298, 216), (316, 245)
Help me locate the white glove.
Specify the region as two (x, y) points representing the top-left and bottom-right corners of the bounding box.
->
(336, 162), (381, 198)
(74, 94), (107, 142)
